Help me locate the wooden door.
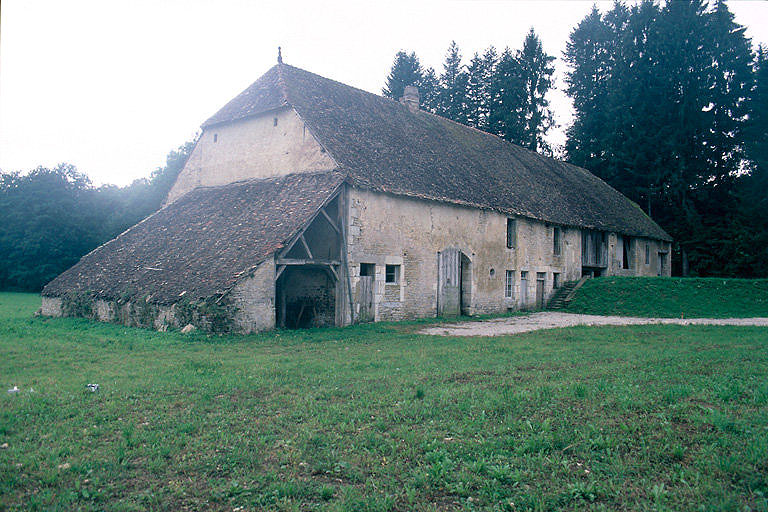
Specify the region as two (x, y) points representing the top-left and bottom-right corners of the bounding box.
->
(535, 272), (545, 309)
(356, 276), (374, 323)
(437, 249), (461, 317)
(520, 272), (528, 308)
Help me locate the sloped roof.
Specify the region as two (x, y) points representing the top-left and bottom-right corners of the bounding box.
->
(204, 63), (670, 241)
(43, 172), (344, 303)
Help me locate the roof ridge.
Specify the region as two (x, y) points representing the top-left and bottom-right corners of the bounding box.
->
(276, 61), (290, 107)
(184, 170), (343, 194)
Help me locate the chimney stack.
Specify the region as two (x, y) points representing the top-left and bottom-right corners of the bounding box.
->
(400, 85), (419, 113)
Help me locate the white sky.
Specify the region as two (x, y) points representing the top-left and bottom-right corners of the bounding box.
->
(1, 0), (766, 186)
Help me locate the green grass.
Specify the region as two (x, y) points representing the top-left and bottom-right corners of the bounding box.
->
(564, 276), (768, 318)
(1, 291), (768, 511)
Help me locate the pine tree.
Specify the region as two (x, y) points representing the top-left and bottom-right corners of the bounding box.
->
(517, 28), (556, 153)
(563, 0), (757, 276)
(418, 67), (440, 114)
(382, 51), (424, 101)
(436, 41), (470, 124)
(745, 47), (768, 195)
(488, 48), (526, 144)
(564, 4), (626, 179)
(466, 47), (498, 130)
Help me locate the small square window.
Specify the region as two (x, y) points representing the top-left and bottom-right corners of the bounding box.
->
(505, 270), (515, 298)
(360, 263), (375, 277)
(385, 264), (400, 284)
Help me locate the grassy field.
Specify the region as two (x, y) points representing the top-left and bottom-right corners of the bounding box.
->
(1, 291), (768, 511)
(564, 277), (768, 318)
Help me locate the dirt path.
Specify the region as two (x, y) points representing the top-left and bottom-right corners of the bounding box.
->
(420, 312), (768, 337)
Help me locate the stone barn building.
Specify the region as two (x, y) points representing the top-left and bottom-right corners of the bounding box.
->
(42, 60), (671, 332)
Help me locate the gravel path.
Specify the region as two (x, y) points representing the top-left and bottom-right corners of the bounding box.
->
(420, 312), (768, 337)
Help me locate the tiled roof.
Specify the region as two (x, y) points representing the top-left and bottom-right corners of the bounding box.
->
(204, 63), (670, 241)
(42, 171), (345, 303)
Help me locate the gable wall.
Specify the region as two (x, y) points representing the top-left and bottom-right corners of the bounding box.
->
(166, 108), (336, 204)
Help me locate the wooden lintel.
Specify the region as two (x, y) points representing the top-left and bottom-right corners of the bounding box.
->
(319, 208), (340, 233)
(276, 258), (341, 266)
(299, 234), (313, 259)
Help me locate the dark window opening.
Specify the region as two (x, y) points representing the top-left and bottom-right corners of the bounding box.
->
(553, 272), (561, 288)
(506, 218), (516, 249)
(554, 227), (562, 256)
(213, 133), (218, 143)
(385, 264), (400, 284)
(360, 263), (375, 277)
(273, 117), (278, 127)
(645, 244), (650, 265)
(623, 237), (632, 269)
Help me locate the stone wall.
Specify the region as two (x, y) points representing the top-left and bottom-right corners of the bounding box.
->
(166, 107), (336, 204)
(229, 259), (276, 332)
(345, 188), (671, 322)
(39, 261), (278, 333)
(346, 188), (584, 321)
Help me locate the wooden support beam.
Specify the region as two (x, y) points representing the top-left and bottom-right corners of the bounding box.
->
(299, 234), (313, 259)
(319, 208), (340, 233)
(276, 258), (341, 266)
(328, 265), (339, 281)
(275, 264), (286, 281)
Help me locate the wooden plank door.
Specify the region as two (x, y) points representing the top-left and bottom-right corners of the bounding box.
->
(356, 276), (374, 323)
(438, 249), (461, 317)
(535, 272), (546, 309)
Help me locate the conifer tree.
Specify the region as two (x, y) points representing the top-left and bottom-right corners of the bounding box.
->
(517, 29), (556, 153)
(436, 41), (470, 124)
(466, 47), (498, 130)
(382, 51), (424, 101)
(564, 0), (756, 276)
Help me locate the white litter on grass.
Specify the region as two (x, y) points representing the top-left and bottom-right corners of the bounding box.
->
(7, 386), (19, 394)
(85, 383), (100, 393)
(420, 312), (768, 337)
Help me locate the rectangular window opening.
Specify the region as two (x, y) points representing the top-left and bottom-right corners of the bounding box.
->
(360, 263), (375, 277)
(505, 270), (514, 298)
(554, 227), (562, 256)
(385, 264), (400, 284)
(623, 237), (631, 269)
(553, 272), (561, 288)
(506, 218), (516, 249)
(645, 243), (650, 265)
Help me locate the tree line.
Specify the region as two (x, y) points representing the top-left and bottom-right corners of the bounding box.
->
(383, 0), (767, 277)
(0, 142), (193, 291)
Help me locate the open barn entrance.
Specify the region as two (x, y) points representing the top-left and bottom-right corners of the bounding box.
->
(275, 194), (345, 329)
(276, 266), (336, 328)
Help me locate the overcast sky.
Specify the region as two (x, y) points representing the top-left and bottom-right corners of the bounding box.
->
(1, 0), (766, 186)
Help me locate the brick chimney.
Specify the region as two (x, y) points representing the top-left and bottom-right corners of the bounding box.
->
(400, 85), (419, 113)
